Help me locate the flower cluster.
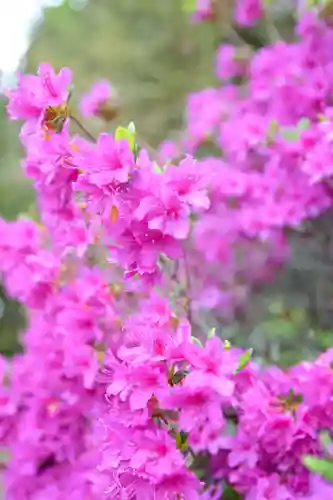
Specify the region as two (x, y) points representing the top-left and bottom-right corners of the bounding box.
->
(2, 1), (333, 499)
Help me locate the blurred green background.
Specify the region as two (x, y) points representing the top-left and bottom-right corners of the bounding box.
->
(1, 0), (333, 365)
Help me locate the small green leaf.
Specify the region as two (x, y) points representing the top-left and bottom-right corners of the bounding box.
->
(224, 340), (232, 350)
(307, 0), (318, 7)
(193, 468), (205, 480)
(191, 336), (203, 348)
(153, 162), (164, 175)
(175, 432), (188, 450)
(127, 121), (136, 134)
(234, 349), (253, 374)
(280, 127), (300, 142)
(303, 455), (333, 481)
(182, 0), (196, 12)
(172, 370), (189, 385)
(115, 125), (136, 152)
(290, 308), (307, 324)
(320, 430), (333, 452)
(268, 299), (284, 316)
(267, 119), (279, 137)
(175, 433), (182, 449)
(222, 483), (242, 500)
(208, 327), (216, 339)
(226, 419), (237, 436)
(318, 113), (327, 122)
(0, 448), (10, 464)
(297, 117), (311, 131)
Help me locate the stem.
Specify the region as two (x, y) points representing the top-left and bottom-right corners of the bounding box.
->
(70, 114), (97, 143)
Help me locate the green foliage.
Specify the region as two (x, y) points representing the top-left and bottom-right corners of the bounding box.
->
(0, 289), (24, 356)
(319, 430), (333, 452)
(303, 456), (333, 482)
(0, 102), (32, 357)
(278, 117), (310, 142)
(208, 327), (216, 338)
(115, 123), (136, 152)
(234, 349), (253, 374)
(297, 117), (311, 130)
(182, 0), (196, 13)
(26, 0), (216, 146)
(222, 483), (241, 500)
(280, 127), (301, 142)
(153, 162), (164, 174)
(191, 336), (204, 348)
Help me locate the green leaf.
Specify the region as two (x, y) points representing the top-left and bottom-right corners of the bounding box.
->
(208, 327), (216, 339)
(182, 0), (196, 12)
(224, 340), (232, 350)
(318, 113), (327, 122)
(0, 448), (10, 464)
(172, 369), (189, 385)
(297, 117), (311, 131)
(226, 419), (237, 436)
(193, 468), (205, 480)
(307, 0), (330, 7)
(290, 307), (307, 324)
(175, 432), (188, 450)
(267, 119), (279, 140)
(320, 430), (333, 452)
(280, 127), (300, 142)
(222, 483), (242, 500)
(175, 433), (182, 449)
(303, 456), (333, 482)
(234, 349), (253, 374)
(127, 121), (136, 134)
(115, 125), (136, 152)
(268, 299), (284, 316)
(191, 336), (203, 348)
(153, 162), (164, 175)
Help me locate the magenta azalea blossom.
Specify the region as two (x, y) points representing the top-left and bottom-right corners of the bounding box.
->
(80, 80), (113, 117)
(7, 63), (72, 121)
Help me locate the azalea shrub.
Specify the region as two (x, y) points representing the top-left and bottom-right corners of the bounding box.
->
(2, 0), (333, 499)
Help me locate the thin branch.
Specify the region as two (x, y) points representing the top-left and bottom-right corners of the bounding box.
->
(70, 114), (97, 143)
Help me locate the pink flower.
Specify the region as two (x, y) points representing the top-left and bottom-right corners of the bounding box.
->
(80, 80), (113, 117)
(247, 475), (292, 500)
(164, 156), (210, 211)
(134, 186), (190, 240)
(110, 220), (182, 277)
(77, 132), (134, 187)
(185, 337), (235, 399)
(7, 63), (72, 121)
(185, 88), (224, 150)
(200, 484), (223, 499)
(105, 353), (168, 411)
(130, 429), (185, 478)
(157, 140), (181, 164)
(192, 0), (215, 22)
(215, 45), (248, 81)
(155, 470), (202, 499)
(234, 0), (263, 26)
